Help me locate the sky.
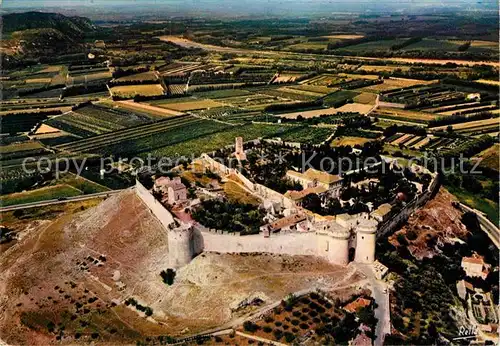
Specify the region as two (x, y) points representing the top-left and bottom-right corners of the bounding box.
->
(2, 0), (497, 16)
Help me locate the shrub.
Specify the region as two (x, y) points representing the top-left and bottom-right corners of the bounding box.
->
(264, 315), (274, 323)
(160, 269), (176, 285)
(292, 327), (299, 333)
(263, 326), (272, 333)
(292, 311), (302, 317)
(291, 319), (300, 326)
(309, 302), (319, 310)
(274, 321), (282, 327)
(299, 323), (309, 330)
(243, 321), (259, 332)
(273, 329), (283, 340)
(284, 332), (296, 343)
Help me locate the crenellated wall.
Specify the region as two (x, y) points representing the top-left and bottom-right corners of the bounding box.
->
(136, 153), (440, 269)
(191, 222), (350, 265)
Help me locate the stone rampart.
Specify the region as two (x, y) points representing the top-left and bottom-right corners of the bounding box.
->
(136, 180), (175, 229)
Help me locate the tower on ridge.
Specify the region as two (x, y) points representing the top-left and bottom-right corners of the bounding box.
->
(234, 137), (246, 161)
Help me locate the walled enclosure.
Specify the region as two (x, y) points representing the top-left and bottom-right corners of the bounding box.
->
(135, 152), (440, 269)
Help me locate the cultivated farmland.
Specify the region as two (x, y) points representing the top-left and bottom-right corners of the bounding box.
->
(109, 84), (165, 98)
(155, 99), (226, 111)
(430, 117), (500, 134)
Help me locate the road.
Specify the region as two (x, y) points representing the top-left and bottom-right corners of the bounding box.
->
(0, 189), (125, 212)
(159, 36), (500, 68)
(351, 263), (391, 346)
(458, 203), (500, 249)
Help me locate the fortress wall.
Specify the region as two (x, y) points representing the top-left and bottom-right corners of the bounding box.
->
(377, 172), (440, 237)
(136, 180), (175, 229)
(233, 169), (255, 191)
(197, 230), (349, 265)
(200, 231), (319, 256)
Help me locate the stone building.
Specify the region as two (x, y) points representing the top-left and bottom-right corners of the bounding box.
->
(154, 176), (188, 205)
(260, 213), (308, 236)
(286, 168), (343, 198)
(370, 203), (392, 223)
(461, 253), (491, 280)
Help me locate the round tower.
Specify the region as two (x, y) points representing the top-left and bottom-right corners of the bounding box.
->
(316, 221), (350, 266)
(326, 229), (350, 266)
(354, 219), (378, 264)
(167, 224), (193, 268)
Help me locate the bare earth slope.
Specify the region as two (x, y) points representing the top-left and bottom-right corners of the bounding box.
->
(389, 187), (469, 259)
(0, 190), (354, 345)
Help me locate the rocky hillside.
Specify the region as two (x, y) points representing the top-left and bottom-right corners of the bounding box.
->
(1, 12), (94, 62)
(379, 187), (499, 344)
(2, 12), (93, 37)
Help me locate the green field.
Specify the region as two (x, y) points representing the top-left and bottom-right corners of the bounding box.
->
(193, 89), (252, 99)
(150, 123), (287, 158)
(404, 39), (461, 52)
(336, 39), (407, 53)
(447, 185), (499, 227)
(278, 126), (333, 144)
(322, 90), (360, 106)
(0, 184), (82, 206)
(57, 173), (111, 194)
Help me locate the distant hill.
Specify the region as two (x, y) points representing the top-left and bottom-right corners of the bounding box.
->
(1, 12), (95, 64)
(2, 11), (94, 38)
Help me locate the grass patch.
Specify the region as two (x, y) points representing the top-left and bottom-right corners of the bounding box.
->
(224, 180), (261, 205)
(0, 184), (83, 206)
(149, 123), (288, 158)
(446, 185), (499, 226)
(331, 136), (373, 147)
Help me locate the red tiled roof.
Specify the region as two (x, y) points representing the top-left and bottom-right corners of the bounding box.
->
(343, 297), (371, 313)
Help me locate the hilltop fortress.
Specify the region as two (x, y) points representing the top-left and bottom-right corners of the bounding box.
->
(135, 144), (439, 270)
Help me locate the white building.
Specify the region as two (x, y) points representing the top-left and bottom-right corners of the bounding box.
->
(461, 253), (490, 280)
